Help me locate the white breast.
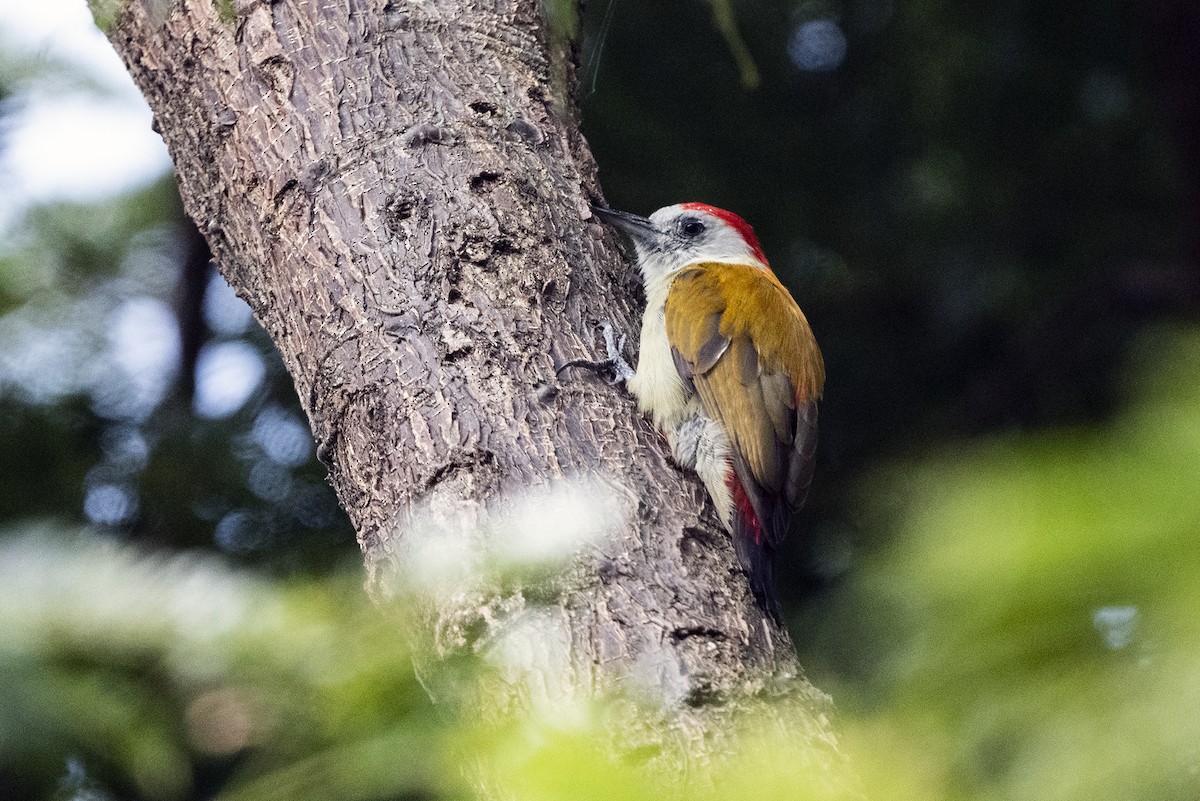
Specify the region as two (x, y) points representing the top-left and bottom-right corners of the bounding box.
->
(627, 269), (736, 532)
(628, 273), (692, 431)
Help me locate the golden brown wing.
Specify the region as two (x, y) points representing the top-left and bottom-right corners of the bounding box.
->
(665, 262), (824, 547)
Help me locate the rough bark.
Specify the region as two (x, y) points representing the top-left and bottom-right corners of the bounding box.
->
(107, 0), (848, 775)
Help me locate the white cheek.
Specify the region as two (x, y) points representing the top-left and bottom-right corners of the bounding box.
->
(707, 229), (752, 262)
(635, 251), (678, 283)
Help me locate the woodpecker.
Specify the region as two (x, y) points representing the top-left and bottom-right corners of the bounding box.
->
(590, 202), (824, 618)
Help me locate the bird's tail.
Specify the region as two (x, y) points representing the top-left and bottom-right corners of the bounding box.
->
(728, 472), (783, 622)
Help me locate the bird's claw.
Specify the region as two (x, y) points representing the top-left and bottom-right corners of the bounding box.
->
(556, 321), (634, 386)
(600, 322), (634, 385)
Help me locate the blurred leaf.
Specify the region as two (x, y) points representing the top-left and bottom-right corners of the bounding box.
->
(806, 326), (1200, 801)
(706, 0), (761, 89)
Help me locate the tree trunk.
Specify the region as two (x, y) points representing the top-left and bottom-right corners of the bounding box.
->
(107, 0), (848, 774)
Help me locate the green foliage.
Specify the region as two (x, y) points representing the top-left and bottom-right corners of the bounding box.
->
(0, 180), (182, 314)
(540, 0), (580, 44)
(803, 327), (1200, 801)
(7, 333), (1200, 801)
(86, 0), (125, 34)
(214, 0), (236, 26)
(0, 175), (354, 573)
(1, 530), (441, 800)
(0, 528), (860, 801)
(706, 0), (761, 89)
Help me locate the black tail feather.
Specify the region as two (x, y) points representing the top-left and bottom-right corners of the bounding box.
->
(732, 514), (782, 623)
(729, 456), (787, 623)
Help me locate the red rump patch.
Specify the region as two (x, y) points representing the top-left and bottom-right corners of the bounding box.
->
(679, 202), (769, 267)
(726, 470), (763, 545)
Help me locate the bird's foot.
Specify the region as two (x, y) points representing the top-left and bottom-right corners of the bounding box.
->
(600, 322), (635, 385)
(557, 321), (634, 386)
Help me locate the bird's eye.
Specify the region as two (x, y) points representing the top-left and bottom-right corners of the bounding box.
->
(679, 218), (706, 238)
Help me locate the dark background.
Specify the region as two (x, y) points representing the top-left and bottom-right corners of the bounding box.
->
(584, 0), (1198, 587)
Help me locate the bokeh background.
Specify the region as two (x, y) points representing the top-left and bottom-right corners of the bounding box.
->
(2, 1), (1198, 799)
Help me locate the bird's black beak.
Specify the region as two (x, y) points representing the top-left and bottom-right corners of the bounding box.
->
(591, 205), (659, 248)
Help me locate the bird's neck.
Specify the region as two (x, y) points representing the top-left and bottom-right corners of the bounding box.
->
(639, 255), (769, 308)
(641, 268), (681, 312)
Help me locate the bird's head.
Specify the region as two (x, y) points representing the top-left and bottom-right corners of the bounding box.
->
(593, 202), (769, 283)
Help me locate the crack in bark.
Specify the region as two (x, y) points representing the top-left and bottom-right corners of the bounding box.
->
(423, 449), (497, 493)
(670, 627), (729, 643)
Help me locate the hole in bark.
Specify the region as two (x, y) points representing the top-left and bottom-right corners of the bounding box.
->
(444, 345), (473, 363)
(272, 178), (298, 207)
(469, 171), (502, 192)
(670, 626), (728, 643)
(258, 56), (294, 96)
(403, 124), (452, 147)
(424, 450), (496, 492)
(683, 684), (724, 708)
(447, 287), (462, 303)
(424, 461), (459, 491)
(492, 238), (516, 254)
(506, 118), (545, 146)
(385, 195), (416, 233)
(469, 100), (498, 115)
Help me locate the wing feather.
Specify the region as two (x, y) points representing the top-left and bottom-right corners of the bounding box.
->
(665, 263), (824, 551)
(786, 401), (819, 513)
(761, 371), (795, 444)
(694, 314), (731, 374)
